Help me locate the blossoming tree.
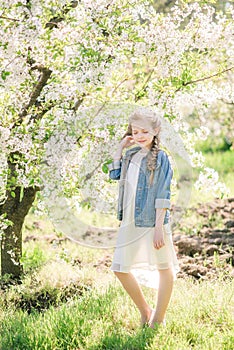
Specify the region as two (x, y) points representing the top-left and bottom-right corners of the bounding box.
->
(0, 0), (233, 278)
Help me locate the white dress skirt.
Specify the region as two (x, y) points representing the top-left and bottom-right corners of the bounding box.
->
(111, 147), (180, 289)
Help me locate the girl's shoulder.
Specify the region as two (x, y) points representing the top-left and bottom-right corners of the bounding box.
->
(156, 149), (170, 167)
(157, 148), (169, 158)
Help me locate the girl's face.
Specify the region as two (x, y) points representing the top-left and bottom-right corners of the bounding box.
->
(131, 125), (154, 150)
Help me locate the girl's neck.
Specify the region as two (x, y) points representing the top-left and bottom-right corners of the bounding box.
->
(139, 146), (150, 152)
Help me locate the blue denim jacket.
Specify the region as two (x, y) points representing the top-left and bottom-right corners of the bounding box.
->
(108, 146), (173, 227)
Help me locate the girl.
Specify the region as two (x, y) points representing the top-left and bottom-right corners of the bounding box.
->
(107, 108), (179, 328)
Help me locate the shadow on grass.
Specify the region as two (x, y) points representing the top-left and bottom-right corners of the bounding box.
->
(88, 326), (156, 350)
(1, 284), (158, 350)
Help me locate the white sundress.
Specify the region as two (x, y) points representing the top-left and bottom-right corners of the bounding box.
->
(111, 147), (180, 289)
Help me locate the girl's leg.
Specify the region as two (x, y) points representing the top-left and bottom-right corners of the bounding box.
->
(114, 271), (152, 325)
(149, 268), (174, 328)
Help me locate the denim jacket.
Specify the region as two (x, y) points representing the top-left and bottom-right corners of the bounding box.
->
(108, 146), (173, 227)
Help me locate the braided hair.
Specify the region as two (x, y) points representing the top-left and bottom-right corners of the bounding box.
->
(121, 109), (161, 186)
(147, 133), (160, 186)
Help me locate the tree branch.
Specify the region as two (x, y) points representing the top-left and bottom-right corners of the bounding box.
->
(175, 66), (234, 92)
(135, 67), (155, 102)
(84, 160), (103, 181)
(82, 78), (128, 134)
(45, 1), (79, 29)
(29, 101), (56, 123)
(73, 95), (86, 112)
(219, 98), (234, 105)
(19, 65), (52, 119)
(74, 99), (83, 111)
(15, 1), (82, 123)
(0, 15), (20, 22)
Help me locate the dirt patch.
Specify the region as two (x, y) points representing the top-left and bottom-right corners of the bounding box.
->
(23, 198), (234, 281)
(91, 198), (234, 281)
(173, 197), (234, 280)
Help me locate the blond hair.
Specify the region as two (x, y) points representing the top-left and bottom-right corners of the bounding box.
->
(122, 109), (161, 186)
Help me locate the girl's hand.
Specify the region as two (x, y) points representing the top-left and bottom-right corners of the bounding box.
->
(153, 226), (165, 250)
(113, 136), (135, 160)
(120, 135), (135, 149)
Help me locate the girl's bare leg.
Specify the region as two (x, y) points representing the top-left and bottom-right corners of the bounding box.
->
(114, 271), (152, 325)
(149, 268), (174, 328)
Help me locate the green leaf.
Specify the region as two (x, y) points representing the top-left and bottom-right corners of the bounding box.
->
(102, 164), (109, 174)
(29, 179), (35, 185)
(10, 191), (16, 198)
(19, 186), (24, 202)
(1, 70), (10, 81)
(102, 159), (113, 174)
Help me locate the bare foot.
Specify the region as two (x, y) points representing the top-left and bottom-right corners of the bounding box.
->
(141, 308), (154, 327)
(148, 317), (166, 329)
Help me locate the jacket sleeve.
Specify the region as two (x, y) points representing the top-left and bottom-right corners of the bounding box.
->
(108, 159), (122, 180)
(155, 151), (173, 209)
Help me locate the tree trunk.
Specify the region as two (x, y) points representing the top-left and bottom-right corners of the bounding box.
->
(0, 153), (39, 278)
(0, 186), (38, 278)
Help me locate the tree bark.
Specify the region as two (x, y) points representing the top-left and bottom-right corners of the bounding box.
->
(0, 155), (39, 279)
(0, 187), (37, 279)
(0, 186), (38, 278)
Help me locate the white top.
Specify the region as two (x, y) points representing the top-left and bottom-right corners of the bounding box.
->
(111, 148), (179, 289)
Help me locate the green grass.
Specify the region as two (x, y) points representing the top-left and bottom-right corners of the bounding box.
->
(195, 136), (232, 154)
(203, 150), (234, 175)
(0, 279), (233, 350)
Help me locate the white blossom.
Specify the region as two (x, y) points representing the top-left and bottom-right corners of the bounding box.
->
(194, 167), (230, 197)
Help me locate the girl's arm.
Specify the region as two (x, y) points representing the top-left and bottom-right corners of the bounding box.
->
(153, 151), (173, 249)
(155, 151), (173, 210)
(108, 136), (135, 180)
(155, 207), (167, 227)
(108, 145), (123, 180)
(108, 160), (122, 180)
(153, 208), (167, 249)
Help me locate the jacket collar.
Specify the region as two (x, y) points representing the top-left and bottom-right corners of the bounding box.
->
(125, 146), (142, 157)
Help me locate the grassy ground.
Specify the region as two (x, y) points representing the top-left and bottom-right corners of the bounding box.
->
(0, 139), (234, 350)
(0, 276), (233, 350)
